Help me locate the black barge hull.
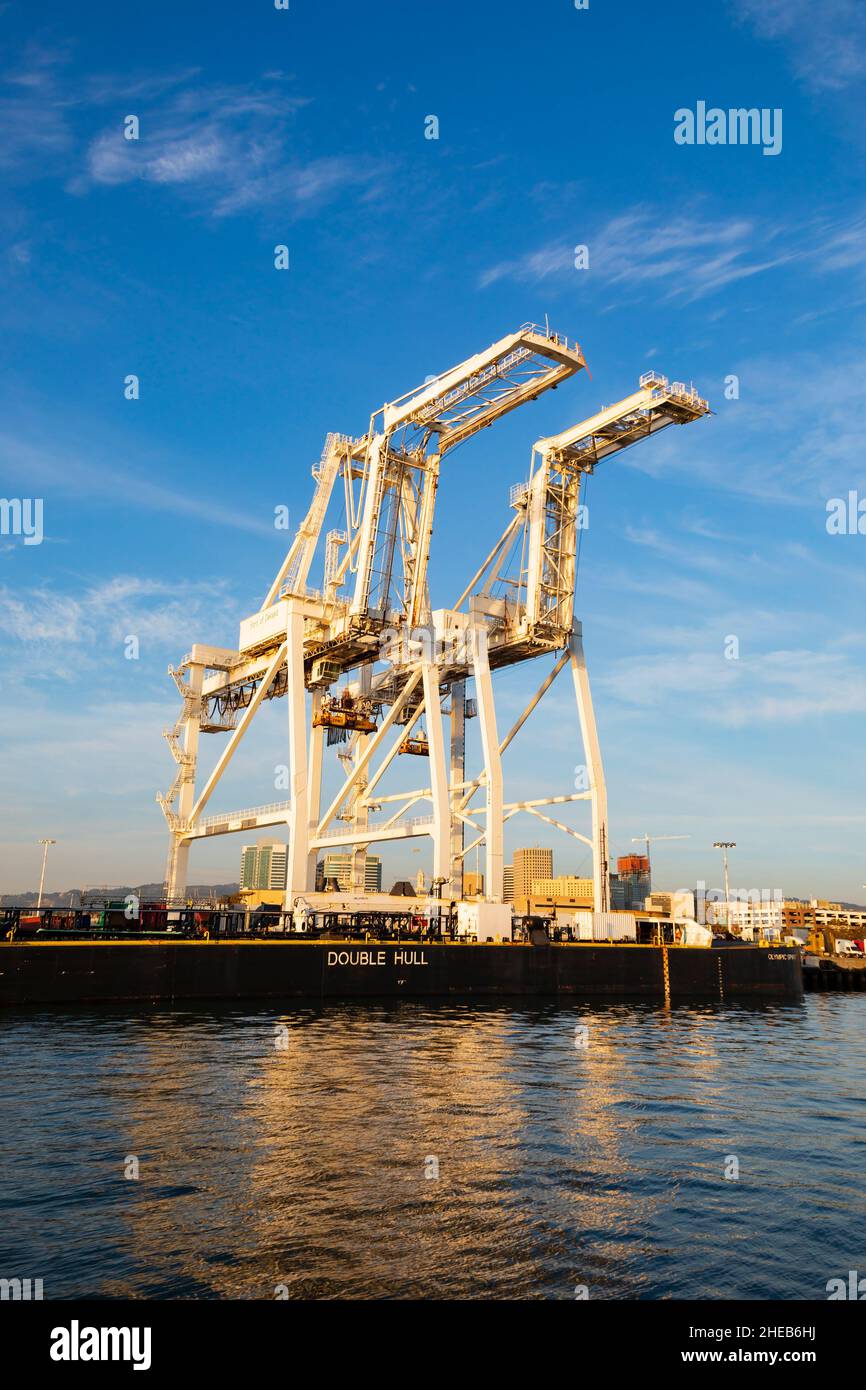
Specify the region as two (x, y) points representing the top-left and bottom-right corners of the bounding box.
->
(0, 940), (803, 1006)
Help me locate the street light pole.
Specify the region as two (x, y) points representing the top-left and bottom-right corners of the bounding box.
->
(37, 838), (56, 909)
(713, 842), (736, 931)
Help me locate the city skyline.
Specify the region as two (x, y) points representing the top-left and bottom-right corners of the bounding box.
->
(7, 838), (864, 914)
(2, 1), (865, 901)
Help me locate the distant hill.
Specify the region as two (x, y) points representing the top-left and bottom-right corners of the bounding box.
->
(1, 884), (240, 908)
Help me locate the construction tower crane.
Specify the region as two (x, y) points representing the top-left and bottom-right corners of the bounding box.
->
(158, 329), (708, 910)
(631, 833), (691, 880)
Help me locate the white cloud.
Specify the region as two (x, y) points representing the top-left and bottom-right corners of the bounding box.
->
(479, 206), (798, 300)
(0, 576), (240, 673)
(73, 77), (386, 219)
(623, 525), (732, 576)
(600, 645), (866, 727)
(0, 48), (387, 219)
(734, 0), (866, 92)
(478, 203), (866, 306)
(479, 243), (571, 289)
(0, 43), (74, 174)
(821, 212), (866, 271)
(211, 153), (387, 220)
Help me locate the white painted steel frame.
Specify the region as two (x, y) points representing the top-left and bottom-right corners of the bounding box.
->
(159, 335), (707, 911)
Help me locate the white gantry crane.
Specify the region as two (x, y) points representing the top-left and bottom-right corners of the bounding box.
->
(158, 325), (709, 910)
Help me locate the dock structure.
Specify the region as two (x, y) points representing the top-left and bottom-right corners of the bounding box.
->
(157, 326), (708, 912)
(803, 960), (866, 991)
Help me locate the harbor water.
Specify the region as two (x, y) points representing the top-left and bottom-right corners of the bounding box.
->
(1, 995), (863, 1300)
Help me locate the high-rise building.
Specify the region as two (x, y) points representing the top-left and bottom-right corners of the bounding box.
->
(316, 853), (382, 893)
(617, 854), (650, 908)
(513, 848), (553, 909)
(240, 839), (288, 891)
(503, 866), (514, 903)
(609, 873), (628, 909)
(240, 845), (257, 890)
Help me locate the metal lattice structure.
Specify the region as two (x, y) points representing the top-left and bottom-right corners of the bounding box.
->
(158, 327), (708, 908)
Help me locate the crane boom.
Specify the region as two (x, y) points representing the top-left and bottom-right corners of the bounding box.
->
(631, 833), (691, 877)
(457, 374), (709, 669)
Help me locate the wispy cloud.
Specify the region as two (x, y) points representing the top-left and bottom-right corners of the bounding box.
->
(0, 575), (239, 671)
(0, 429), (278, 536)
(818, 211), (866, 273)
(0, 42), (74, 175)
(600, 645), (866, 727)
(734, 0), (866, 92)
(0, 45), (388, 219)
(71, 75), (389, 218)
(624, 524), (734, 576)
(479, 206), (797, 300)
(478, 202), (866, 306)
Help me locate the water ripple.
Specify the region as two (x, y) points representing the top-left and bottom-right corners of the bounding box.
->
(0, 995), (864, 1299)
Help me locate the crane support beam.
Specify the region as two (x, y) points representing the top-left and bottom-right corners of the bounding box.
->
(188, 639), (288, 829)
(523, 805), (594, 848)
(316, 669), (423, 839)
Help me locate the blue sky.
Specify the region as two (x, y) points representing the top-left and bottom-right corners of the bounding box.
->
(1, 0), (865, 901)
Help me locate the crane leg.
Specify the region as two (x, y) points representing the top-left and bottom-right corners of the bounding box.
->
(422, 661), (450, 889)
(569, 623), (609, 912)
(285, 604), (309, 905)
(166, 661), (204, 901)
(166, 836), (190, 904)
(449, 678), (466, 899)
(306, 690), (324, 893)
(471, 626), (503, 902)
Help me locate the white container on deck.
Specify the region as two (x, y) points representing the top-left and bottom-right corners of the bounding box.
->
(575, 910), (637, 942)
(575, 911), (593, 941)
(456, 902), (513, 941)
